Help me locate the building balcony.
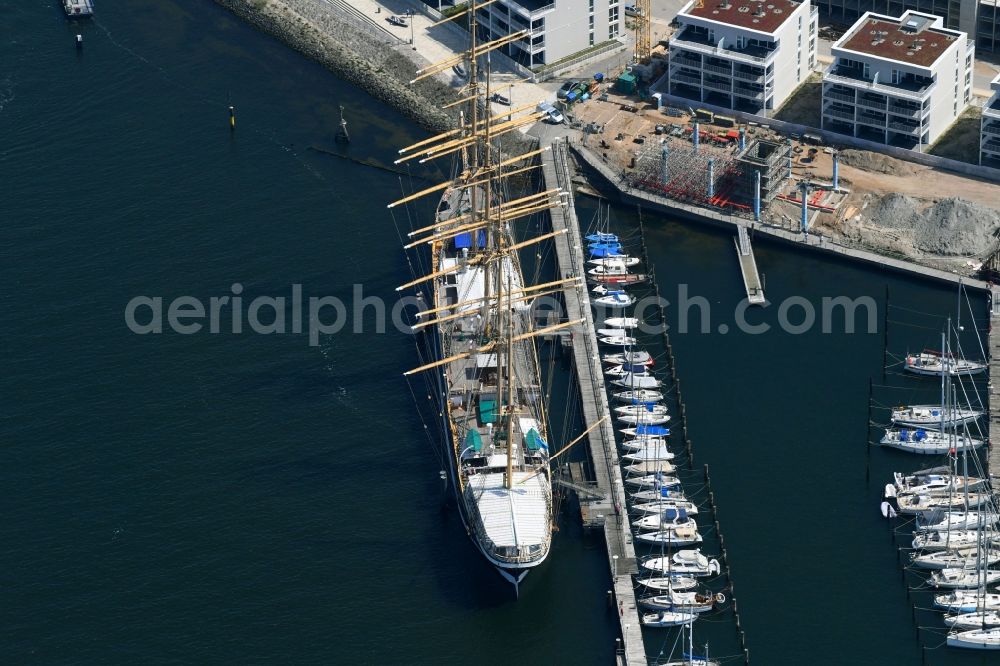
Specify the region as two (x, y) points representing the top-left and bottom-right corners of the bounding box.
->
(824, 107), (855, 121)
(670, 31), (775, 65)
(981, 138), (1000, 153)
(888, 121), (920, 134)
(703, 63), (732, 75)
(856, 113), (887, 129)
(824, 66), (934, 102)
(734, 87), (764, 100)
(825, 90), (855, 104)
(671, 72), (702, 86)
(504, 0), (556, 18)
(984, 96), (1000, 120)
(672, 52), (702, 67)
(888, 105), (921, 119)
(983, 120), (1000, 136)
(856, 95), (886, 110)
(703, 78), (732, 92)
(734, 68), (765, 82)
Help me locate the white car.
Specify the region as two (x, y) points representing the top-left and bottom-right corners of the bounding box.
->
(536, 101), (565, 124)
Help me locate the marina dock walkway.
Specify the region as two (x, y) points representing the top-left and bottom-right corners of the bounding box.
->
(542, 139), (647, 666)
(989, 289), (1000, 477)
(735, 225), (765, 305)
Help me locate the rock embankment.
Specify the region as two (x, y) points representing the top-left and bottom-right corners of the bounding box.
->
(213, 0), (458, 132)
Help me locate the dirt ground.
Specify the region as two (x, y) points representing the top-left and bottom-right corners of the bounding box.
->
(928, 107), (984, 165)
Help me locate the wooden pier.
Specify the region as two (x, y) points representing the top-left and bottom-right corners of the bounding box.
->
(542, 139), (647, 666)
(735, 225), (765, 305)
(989, 289), (1000, 477)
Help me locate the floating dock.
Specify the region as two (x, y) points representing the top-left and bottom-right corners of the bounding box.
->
(735, 225), (765, 305)
(542, 140), (646, 666)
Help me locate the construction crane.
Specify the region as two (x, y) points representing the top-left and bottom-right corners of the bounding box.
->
(632, 0), (651, 63)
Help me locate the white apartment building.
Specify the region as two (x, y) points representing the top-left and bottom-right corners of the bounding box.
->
(821, 11), (974, 149)
(667, 0), (818, 114)
(982, 73), (1000, 166)
(476, 0), (622, 68)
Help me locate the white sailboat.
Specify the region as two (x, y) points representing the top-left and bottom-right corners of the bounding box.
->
(945, 611), (1000, 630)
(623, 446), (675, 463)
(603, 350), (653, 365)
(613, 389), (664, 403)
(615, 404), (668, 417)
(912, 549), (1000, 570)
(947, 627), (1000, 649)
(935, 591), (1000, 613)
(626, 474), (681, 489)
(634, 509), (698, 531)
(604, 316), (640, 328)
(589, 256), (640, 268)
(641, 611), (699, 628)
(636, 576), (699, 592)
(635, 527), (704, 547)
(592, 291), (636, 309)
(600, 334), (638, 346)
(897, 491), (992, 514)
(879, 428), (982, 454)
(891, 405), (982, 428)
(931, 568), (1000, 589)
(612, 374), (662, 389)
(917, 511), (999, 532)
(639, 589), (718, 613)
(893, 469), (986, 496)
(632, 499), (699, 516)
(904, 351), (986, 376)
(641, 550), (721, 576)
(620, 436), (670, 451)
(625, 460), (677, 475)
(913, 529), (999, 551)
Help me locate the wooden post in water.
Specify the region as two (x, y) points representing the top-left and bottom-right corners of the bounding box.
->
(881, 286), (889, 382)
(228, 105), (235, 131)
(866, 377), (873, 482)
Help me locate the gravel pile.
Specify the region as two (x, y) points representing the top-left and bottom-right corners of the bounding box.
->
(842, 192), (1000, 259)
(838, 149), (917, 177)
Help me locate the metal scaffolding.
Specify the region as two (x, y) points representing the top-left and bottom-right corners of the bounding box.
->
(626, 136), (749, 213)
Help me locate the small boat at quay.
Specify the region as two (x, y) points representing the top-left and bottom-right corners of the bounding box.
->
(945, 611), (1000, 630)
(947, 627), (1000, 649)
(623, 447), (676, 463)
(640, 590), (718, 614)
(619, 436), (669, 450)
(589, 256), (640, 267)
(641, 611), (699, 628)
(917, 511), (999, 532)
(632, 499), (699, 515)
(879, 428), (982, 455)
(627, 474), (681, 489)
(891, 405), (982, 428)
(605, 317), (640, 328)
(613, 389), (664, 403)
(612, 375), (662, 389)
(600, 335), (638, 346)
(618, 413), (670, 426)
(637, 576), (699, 591)
(913, 529), (999, 551)
(911, 549), (1000, 570)
(904, 350), (986, 377)
(892, 469), (986, 496)
(634, 527), (704, 547)
(896, 492), (993, 514)
(641, 550), (721, 577)
(625, 460), (677, 475)
(603, 350), (653, 365)
(935, 590), (1000, 613)
(931, 568), (1000, 589)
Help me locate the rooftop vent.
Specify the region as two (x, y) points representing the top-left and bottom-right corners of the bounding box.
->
(752, 17), (760, 22)
(773, 7), (782, 13)
(893, 39), (904, 45)
(738, 4), (750, 11)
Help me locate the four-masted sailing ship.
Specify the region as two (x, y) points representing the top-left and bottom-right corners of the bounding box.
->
(389, 2), (578, 595)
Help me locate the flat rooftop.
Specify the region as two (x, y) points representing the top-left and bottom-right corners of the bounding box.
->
(684, 0), (800, 33)
(838, 14), (957, 67)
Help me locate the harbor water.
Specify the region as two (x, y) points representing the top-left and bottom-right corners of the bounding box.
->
(1, 1), (993, 663)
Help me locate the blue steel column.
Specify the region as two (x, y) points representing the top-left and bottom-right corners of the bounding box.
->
(738, 126), (746, 151)
(693, 122), (699, 152)
(800, 182), (809, 232)
(661, 143), (669, 186)
(753, 170), (761, 222)
(707, 158), (715, 199)
(832, 152), (840, 192)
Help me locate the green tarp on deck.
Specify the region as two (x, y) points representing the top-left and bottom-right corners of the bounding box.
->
(525, 428), (543, 451)
(465, 429), (483, 452)
(479, 399), (497, 424)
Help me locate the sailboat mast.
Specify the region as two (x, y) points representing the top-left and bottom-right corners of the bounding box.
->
(506, 272), (515, 489)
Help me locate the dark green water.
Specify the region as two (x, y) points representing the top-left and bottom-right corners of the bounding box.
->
(3, 1), (995, 664)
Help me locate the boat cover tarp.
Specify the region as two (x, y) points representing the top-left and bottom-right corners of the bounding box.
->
(454, 230), (486, 249)
(635, 425), (669, 435)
